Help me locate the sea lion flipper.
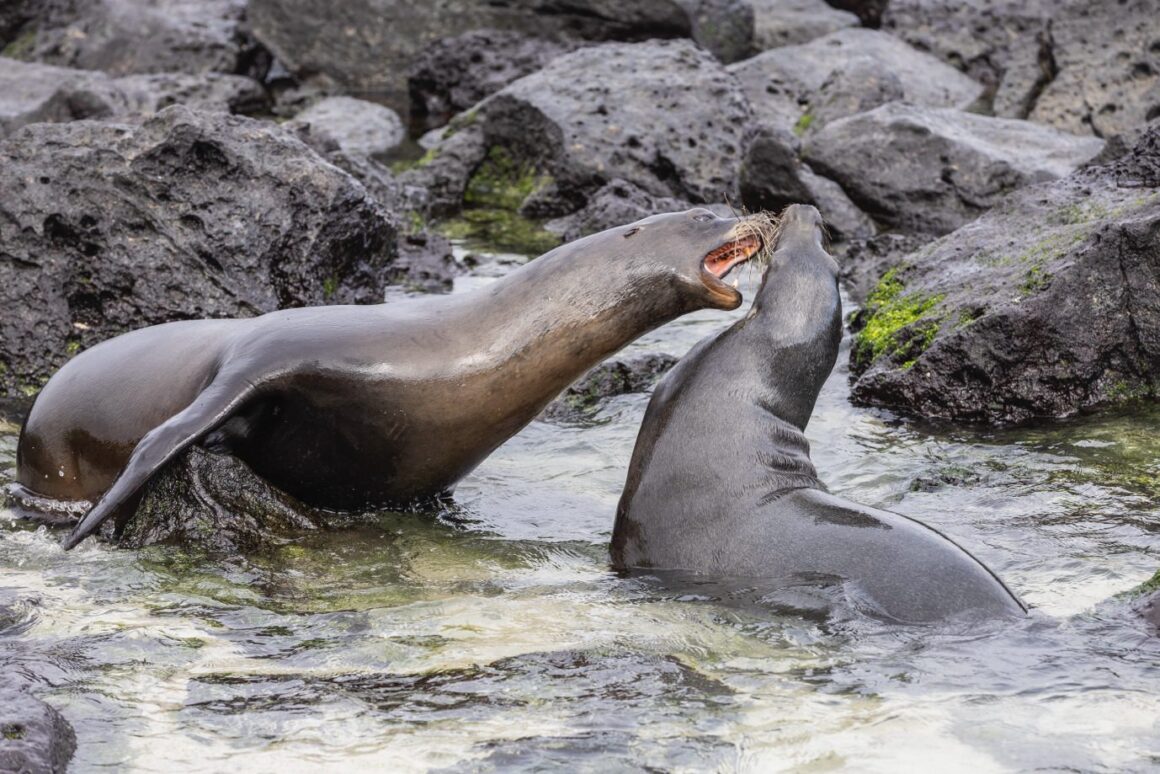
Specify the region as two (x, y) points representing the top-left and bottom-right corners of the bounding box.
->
(60, 375), (261, 550)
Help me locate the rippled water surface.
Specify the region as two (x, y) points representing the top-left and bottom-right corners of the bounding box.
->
(2, 254), (1159, 772)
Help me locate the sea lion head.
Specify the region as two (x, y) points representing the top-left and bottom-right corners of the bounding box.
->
(612, 207), (777, 311)
(765, 204), (838, 277)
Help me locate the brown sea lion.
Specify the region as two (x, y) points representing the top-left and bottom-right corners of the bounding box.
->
(612, 205), (1025, 623)
(12, 209), (769, 549)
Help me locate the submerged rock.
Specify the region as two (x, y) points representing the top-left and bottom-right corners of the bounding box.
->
(0, 57), (268, 138)
(541, 353), (679, 422)
(0, 105), (400, 399)
(804, 102), (1105, 236)
(121, 446), (322, 554)
(847, 123), (1160, 425)
(886, 0), (1160, 137)
(0, 684), (76, 774)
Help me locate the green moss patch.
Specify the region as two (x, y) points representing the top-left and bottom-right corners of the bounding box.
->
(852, 267), (946, 371)
(464, 146), (552, 210)
(440, 208), (560, 256)
(1, 28), (36, 60)
(793, 112), (814, 137)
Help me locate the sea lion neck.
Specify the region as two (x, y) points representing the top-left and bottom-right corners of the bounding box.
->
(736, 247), (842, 432)
(449, 241), (694, 422)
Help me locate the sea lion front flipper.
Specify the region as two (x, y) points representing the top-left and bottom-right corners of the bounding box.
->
(60, 374), (263, 550)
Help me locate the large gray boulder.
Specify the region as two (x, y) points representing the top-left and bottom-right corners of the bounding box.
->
(729, 28), (984, 135)
(476, 39), (752, 208)
(285, 96), (406, 159)
(803, 102), (1105, 235)
(9, 0), (266, 77)
(249, 0), (752, 112)
(846, 122), (1160, 425)
(0, 106), (401, 399)
(885, 0), (1160, 136)
(750, 0), (859, 50)
(0, 57), (267, 138)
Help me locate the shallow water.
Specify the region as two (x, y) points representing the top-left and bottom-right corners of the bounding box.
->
(2, 253), (1159, 772)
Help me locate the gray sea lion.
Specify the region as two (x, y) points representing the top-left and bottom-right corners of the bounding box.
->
(611, 205), (1025, 623)
(14, 209), (768, 550)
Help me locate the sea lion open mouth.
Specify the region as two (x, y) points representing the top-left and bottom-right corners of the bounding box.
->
(699, 213), (778, 308)
(703, 234), (763, 281)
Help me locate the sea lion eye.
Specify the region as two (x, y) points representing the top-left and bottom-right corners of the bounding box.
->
(624, 227), (641, 238)
(692, 212), (714, 222)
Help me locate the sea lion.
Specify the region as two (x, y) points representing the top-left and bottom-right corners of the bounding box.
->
(611, 204), (1025, 623)
(15, 208), (769, 550)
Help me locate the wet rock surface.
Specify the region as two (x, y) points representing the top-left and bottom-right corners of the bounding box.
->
(804, 102), (1106, 236)
(541, 354), (679, 422)
(847, 124), (1160, 425)
(0, 105), (400, 398)
(0, 684), (76, 774)
(121, 446), (323, 554)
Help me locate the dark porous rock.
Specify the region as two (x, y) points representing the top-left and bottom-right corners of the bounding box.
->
(14, 0), (268, 78)
(542, 353), (679, 422)
(0, 105), (399, 399)
(810, 55), (904, 130)
(847, 124), (1160, 425)
(673, 0), (755, 64)
(885, 0), (1160, 137)
(120, 446), (322, 554)
(750, 0), (858, 51)
(0, 58), (268, 139)
(397, 123), (490, 218)
(0, 0), (37, 49)
(249, 0), (699, 112)
(477, 40), (751, 207)
(286, 96), (406, 158)
(390, 230), (459, 293)
(407, 29), (578, 128)
(729, 29), (983, 136)
(544, 179), (690, 242)
(803, 102), (1105, 236)
(0, 685), (76, 774)
(837, 232), (932, 303)
(739, 128), (875, 240)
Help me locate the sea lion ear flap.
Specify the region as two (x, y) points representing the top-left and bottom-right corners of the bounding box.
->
(60, 373), (262, 550)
